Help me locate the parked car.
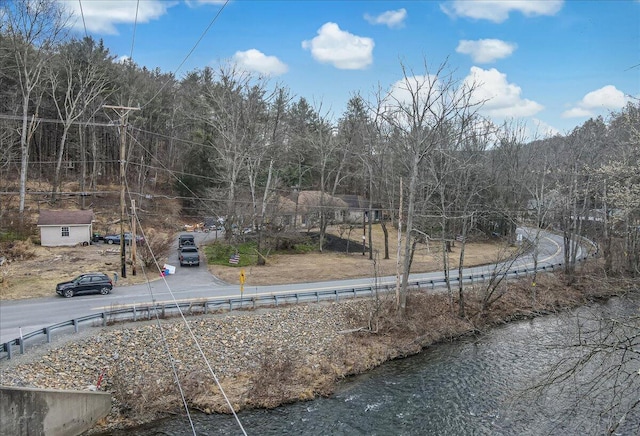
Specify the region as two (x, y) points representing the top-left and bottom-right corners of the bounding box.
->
(179, 246), (200, 266)
(56, 273), (113, 298)
(104, 232), (144, 245)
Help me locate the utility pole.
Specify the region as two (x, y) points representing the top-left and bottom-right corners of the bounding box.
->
(103, 105), (140, 279)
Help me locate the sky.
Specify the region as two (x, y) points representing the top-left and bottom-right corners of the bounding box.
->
(60, 0), (640, 137)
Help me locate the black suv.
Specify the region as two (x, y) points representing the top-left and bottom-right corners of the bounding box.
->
(56, 273), (113, 298)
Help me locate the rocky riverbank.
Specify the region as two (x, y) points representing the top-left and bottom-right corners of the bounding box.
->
(0, 270), (631, 434)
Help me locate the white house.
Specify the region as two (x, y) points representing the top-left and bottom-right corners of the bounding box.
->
(37, 209), (94, 247)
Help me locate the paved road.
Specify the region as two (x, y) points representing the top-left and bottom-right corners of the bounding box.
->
(0, 228), (583, 343)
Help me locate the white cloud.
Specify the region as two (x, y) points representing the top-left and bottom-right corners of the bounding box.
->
(302, 22), (374, 70)
(61, 0), (173, 34)
(465, 66), (544, 117)
(386, 74), (439, 108)
(232, 49), (288, 76)
(561, 107), (593, 118)
(581, 85), (628, 109)
(562, 85), (629, 118)
(186, 0), (228, 5)
(531, 118), (560, 137)
(456, 39), (517, 63)
(441, 0), (564, 23)
(364, 8), (407, 28)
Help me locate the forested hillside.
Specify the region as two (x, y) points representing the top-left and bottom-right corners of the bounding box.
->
(1, 0), (638, 304)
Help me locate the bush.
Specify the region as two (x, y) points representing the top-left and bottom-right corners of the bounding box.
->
(0, 240), (36, 261)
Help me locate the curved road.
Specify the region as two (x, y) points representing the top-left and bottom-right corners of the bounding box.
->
(0, 228), (584, 343)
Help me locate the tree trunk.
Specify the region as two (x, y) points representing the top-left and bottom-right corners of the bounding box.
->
(381, 219), (389, 259)
(399, 159), (419, 314)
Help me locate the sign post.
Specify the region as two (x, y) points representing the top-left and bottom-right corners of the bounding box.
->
(239, 269), (246, 295)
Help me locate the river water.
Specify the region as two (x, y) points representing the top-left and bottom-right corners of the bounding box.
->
(105, 295), (640, 436)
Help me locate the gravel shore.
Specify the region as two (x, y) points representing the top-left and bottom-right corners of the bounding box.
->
(0, 299), (386, 432)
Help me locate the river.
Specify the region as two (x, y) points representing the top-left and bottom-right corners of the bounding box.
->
(104, 295), (640, 436)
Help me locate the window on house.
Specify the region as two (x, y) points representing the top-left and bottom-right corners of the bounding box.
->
(61, 226), (70, 237)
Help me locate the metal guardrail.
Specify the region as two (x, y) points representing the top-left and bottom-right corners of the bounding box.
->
(1, 239), (596, 360)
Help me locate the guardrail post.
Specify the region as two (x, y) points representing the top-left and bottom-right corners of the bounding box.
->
(102, 312), (107, 326)
(315, 292), (320, 303)
(430, 280), (434, 289)
(335, 290), (339, 302)
(133, 304), (137, 321)
(274, 296), (278, 307)
(45, 327), (52, 343)
(5, 342), (12, 359)
(73, 319), (79, 333)
(19, 337), (25, 354)
(296, 294), (300, 304)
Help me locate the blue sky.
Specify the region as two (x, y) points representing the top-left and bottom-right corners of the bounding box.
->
(61, 0), (639, 137)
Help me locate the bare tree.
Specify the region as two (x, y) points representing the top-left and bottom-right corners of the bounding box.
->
(531, 299), (640, 435)
(199, 64), (262, 236)
(377, 59), (481, 315)
(1, 0), (68, 219)
(47, 37), (111, 200)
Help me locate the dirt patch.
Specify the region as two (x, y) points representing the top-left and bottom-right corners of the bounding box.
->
(0, 241), (163, 300)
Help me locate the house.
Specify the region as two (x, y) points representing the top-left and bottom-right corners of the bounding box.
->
(289, 191), (349, 228)
(337, 194), (382, 224)
(37, 209), (94, 247)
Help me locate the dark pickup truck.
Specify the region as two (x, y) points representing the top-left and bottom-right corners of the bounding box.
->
(179, 246), (200, 266)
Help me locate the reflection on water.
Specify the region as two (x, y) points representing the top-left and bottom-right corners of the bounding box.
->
(104, 295), (640, 436)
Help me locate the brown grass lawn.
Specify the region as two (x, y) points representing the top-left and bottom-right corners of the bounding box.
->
(210, 224), (510, 285)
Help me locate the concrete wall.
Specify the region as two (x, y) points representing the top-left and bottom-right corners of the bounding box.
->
(0, 386), (111, 436)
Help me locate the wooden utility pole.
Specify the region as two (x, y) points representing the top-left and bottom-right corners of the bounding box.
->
(103, 105), (140, 279)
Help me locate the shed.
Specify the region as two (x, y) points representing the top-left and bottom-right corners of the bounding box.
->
(37, 210), (94, 247)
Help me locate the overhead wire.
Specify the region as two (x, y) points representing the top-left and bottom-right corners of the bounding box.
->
(129, 0), (140, 62)
(123, 178), (197, 435)
(139, 0), (230, 111)
(123, 175), (247, 435)
(126, 130), (223, 219)
(78, 0), (88, 38)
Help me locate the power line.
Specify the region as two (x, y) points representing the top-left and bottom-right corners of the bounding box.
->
(123, 181), (197, 435)
(78, 0), (88, 38)
(0, 113), (114, 127)
(129, 0), (140, 62)
(139, 0), (230, 111)
(124, 178), (246, 435)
